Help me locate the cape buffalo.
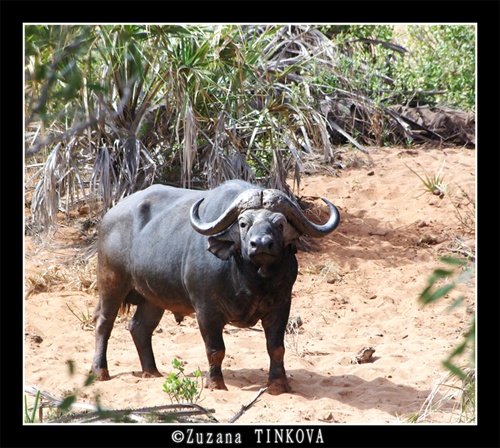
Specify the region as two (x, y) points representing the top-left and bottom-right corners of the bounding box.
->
(92, 180), (340, 394)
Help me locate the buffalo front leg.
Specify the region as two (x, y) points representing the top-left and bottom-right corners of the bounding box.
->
(196, 313), (228, 391)
(262, 307), (292, 395)
(129, 299), (165, 378)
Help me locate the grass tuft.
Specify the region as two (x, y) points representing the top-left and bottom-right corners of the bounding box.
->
(403, 367), (475, 423)
(407, 162), (448, 198)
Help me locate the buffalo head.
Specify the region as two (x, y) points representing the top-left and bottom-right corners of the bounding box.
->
(190, 188), (340, 276)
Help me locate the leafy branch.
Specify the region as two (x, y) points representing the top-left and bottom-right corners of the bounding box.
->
(419, 256), (475, 380)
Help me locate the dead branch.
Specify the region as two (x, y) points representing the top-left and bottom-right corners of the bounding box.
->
(228, 387), (268, 423)
(24, 385), (217, 423)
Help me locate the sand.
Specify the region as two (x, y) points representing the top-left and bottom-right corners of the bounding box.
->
(24, 146), (476, 425)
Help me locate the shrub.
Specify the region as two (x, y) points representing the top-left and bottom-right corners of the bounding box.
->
(394, 25), (476, 111)
(162, 358), (203, 404)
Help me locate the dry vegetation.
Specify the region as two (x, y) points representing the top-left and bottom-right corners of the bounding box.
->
(25, 25), (475, 232)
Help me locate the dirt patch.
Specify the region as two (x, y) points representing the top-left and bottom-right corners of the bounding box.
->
(24, 146), (476, 424)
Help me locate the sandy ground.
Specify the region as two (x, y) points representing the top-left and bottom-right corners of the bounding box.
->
(24, 146), (476, 425)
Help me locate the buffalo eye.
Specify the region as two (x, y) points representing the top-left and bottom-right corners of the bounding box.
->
(239, 221), (247, 229)
(272, 216), (286, 231)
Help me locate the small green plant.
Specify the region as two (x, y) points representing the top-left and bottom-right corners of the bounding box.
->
(25, 360), (214, 423)
(25, 389), (41, 423)
(407, 162), (448, 198)
(162, 359), (203, 404)
(66, 303), (94, 329)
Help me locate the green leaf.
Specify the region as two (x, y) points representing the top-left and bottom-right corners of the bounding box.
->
(421, 282), (456, 304)
(447, 338), (468, 359)
(431, 268), (454, 279)
(84, 373), (96, 387)
(67, 359), (75, 375)
(59, 394), (76, 412)
(442, 360), (466, 381)
(446, 296), (465, 312)
(172, 358), (182, 369)
(440, 256), (467, 266)
(25, 390), (41, 423)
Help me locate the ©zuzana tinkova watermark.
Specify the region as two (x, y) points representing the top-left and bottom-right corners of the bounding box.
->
(171, 427), (325, 445)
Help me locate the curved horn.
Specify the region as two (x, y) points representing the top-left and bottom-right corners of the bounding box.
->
(263, 190), (340, 238)
(190, 189), (263, 235)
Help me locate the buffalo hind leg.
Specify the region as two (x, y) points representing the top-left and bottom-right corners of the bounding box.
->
(92, 293), (125, 381)
(262, 307), (292, 395)
(129, 298), (165, 378)
(196, 313), (228, 390)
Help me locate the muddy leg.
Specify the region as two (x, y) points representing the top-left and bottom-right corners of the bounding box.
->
(262, 306), (292, 395)
(92, 295), (124, 381)
(196, 314), (227, 390)
(129, 299), (165, 378)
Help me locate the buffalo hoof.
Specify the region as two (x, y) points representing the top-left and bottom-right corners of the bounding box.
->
(266, 378), (291, 395)
(205, 376), (228, 391)
(141, 370), (163, 379)
(94, 368), (111, 381)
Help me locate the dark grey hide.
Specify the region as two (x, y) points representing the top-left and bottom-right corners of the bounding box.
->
(92, 180), (340, 394)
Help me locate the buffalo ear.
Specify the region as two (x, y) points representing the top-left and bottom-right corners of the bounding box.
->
(207, 225), (240, 260)
(283, 223), (302, 246)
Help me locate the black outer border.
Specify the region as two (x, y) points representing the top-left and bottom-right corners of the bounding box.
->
(2, 2), (499, 448)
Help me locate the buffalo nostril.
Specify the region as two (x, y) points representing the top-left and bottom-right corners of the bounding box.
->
(249, 236), (275, 254)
